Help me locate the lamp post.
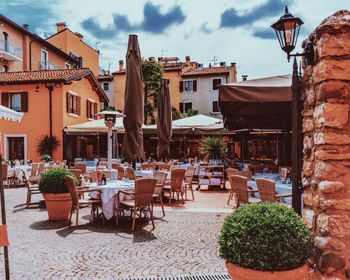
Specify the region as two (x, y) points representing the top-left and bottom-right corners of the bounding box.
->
(97, 110), (124, 170)
(271, 6), (315, 215)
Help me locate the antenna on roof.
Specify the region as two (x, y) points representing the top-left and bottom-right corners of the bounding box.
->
(161, 49), (168, 58)
(95, 41), (101, 50)
(108, 62), (113, 72)
(209, 56), (220, 66)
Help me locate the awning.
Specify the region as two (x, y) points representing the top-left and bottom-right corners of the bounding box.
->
(0, 105), (24, 122)
(219, 74), (292, 130)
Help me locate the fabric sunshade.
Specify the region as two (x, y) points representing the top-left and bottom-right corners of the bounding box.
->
(0, 105), (23, 122)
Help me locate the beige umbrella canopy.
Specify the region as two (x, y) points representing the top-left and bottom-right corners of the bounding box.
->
(156, 79), (172, 161)
(122, 34), (145, 162)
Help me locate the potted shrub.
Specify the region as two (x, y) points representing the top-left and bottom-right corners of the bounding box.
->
(199, 136), (228, 165)
(39, 168), (77, 221)
(219, 203), (313, 280)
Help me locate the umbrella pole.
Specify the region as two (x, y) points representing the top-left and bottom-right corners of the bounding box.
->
(0, 162), (10, 280)
(107, 127), (112, 170)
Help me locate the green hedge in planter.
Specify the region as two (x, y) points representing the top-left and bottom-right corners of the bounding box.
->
(39, 168), (78, 194)
(219, 203), (313, 271)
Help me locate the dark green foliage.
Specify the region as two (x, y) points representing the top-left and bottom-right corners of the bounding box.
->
(39, 168), (78, 194)
(171, 106), (182, 120)
(219, 203), (313, 271)
(199, 136), (228, 162)
(103, 106), (116, 111)
(186, 108), (199, 117)
(36, 135), (60, 157)
(142, 57), (163, 124)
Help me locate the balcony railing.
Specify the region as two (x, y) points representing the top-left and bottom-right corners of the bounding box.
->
(39, 61), (60, 70)
(0, 40), (23, 60)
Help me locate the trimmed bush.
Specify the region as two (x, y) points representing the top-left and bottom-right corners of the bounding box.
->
(219, 203), (313, 271)
(39, 168), (77, 194)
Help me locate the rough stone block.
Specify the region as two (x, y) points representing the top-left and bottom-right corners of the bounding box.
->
(319, 253), (346, 275)
(314, 103), (349, 129)
(319, 181), (344, 194)
(315, 149), (350, 160)
(318, 81), (350, 101)
(314, 132), (350, 145)
(315, 161), (346, 180)
(320, 198), (350, 211)
(317, 33), (350, 58)
(314, 236), (346, 252)
(318, 213), (350, 238)
(303, 118), (315, 132)
(303, 208), (315, 229)
(303, 160), (314, 177)
(313, 60), (350, 84)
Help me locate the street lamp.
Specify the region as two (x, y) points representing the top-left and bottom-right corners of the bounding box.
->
(97, 110), (124, 170)
(271, 6), (315, 215)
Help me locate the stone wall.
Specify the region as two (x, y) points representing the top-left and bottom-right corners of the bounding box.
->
(302, 10), (350, 280)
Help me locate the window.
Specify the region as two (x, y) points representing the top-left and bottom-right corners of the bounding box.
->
(103, 82), (109, 91)
(40, 49), (48, 70)
(65, 62), (70, 69)
(179, 101), (192, 114)
(179, 80), (197, 92)
(66, 92), (81, 115)
(212, 78), (221, 90)
(1, 92), (28, 112)
(69, 52), (83, 68)
(87, 99), (98, 119)
(2, 32), (8, 52)
(212, 101), (219, 113)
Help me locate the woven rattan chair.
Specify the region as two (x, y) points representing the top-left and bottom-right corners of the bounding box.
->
(226, 168), (239, 188)
(65, 175), (102, 226)
(116, 166), (125, 180)
(22, 171), (41, 207)
(1, 164), (10, 188)
(68, 169), (82, 183)
(227, 175), (258, 208)
(256, 178), (292, 203)
(114, 178), (157, 232)
(158, 163), (171, 171)
(112, 163), (120, 169)
(153, 171), (167, 217)
(184, 166), (196, 200)
(90, 171), (98, 183)
(164, 169), (186, 205)
(28, 163), (41, 184)
(37, 162), (45, 176)
(141, 163), (155, 170)
(125, 167), (136, 180)
(75, 163), (87, 174)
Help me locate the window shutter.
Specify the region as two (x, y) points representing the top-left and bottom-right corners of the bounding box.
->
(179, 102), (183, 114)
(179, 81), (183, 93)
(66, 92), (71, 113)
(93, 103), (97, 119)
(86, 100), (90, 118)
(76, 96), (81, 115)
(193, 80), (197, 92)
(21, 92), (28, 112)
(1, 93), (9, 107)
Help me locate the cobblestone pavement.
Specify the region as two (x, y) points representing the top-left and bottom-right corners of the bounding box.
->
(0, 188), (229, 280)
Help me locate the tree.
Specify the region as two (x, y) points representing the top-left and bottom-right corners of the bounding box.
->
(142, 57), (163, 124)
(185, 108), (199, 117)
(171, 106), (182, 120)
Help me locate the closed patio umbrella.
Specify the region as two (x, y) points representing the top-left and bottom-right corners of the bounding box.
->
(156, 79), (172, 161)
(122, 34), (145, 162)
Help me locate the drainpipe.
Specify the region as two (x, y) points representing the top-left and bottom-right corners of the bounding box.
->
(45, 84), (54, 157)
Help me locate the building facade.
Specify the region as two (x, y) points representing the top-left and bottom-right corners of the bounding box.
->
(97, 70), (114, 108)
(180, 63), (237, 117)
(0, 69), (108, 162)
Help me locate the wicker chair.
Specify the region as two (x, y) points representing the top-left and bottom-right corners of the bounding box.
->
(114, 178), (157, 232)
(158, 163), (171, 171)
(75, 163), (87, 174)
(22, 171), (41, 208)
(153, 171), (167, 217)
(255, 178), (292, 203)
(116, 166), (125, 180)
(164, 169), (186, 205)
(112, 163), (120, 169)
(141, 163), (155, 170)
(90, 171), (98, 183)
(184, 166), (196, 200)
(68, 169), (82, 183)
(227, 175), (257, 208)
(28, 163), (41, 184)
(1, 164), (9, 187)
(37, 162), (45, 176)
(125, 167), (136, 180)
(65, 175), (102, 226)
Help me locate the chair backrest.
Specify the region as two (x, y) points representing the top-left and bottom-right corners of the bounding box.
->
(238, 170), (253, 180)
(22, 171), (32, 191)
(158, 163), (171, 171)
(125, 167), (135, 180)
(75, 163), (87, 174)
(68, 169), (82, 182)
(141, 163), (154, 170)
(134, 178), (157, 208)
(153, 171), (167, 196)
(90, 171), (97, 183)
(115, 166), (125, 180)
(229, 175), (249, 204)
(112, 163), (120, 170)
(252, 164), (263, 173)
(31, 163), (39, 176)
(1, 164), (8, 179)
(171, 169), (186, 192)
(184, 166), (196, 184)
(256, 178), (276, 202)
(37, 162), (45, 175)
(48, 161), (55, 170)
(65, 175), (78, 205)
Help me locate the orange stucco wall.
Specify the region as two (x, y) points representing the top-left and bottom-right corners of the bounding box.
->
(47, 29), (99, 75)
(0, 78), (101, 162)
(113, 73), (126, 111)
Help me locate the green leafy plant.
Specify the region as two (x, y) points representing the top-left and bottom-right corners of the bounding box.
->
(36, 135), (60, 157)
(199, 136), (228, 162)
(41, 154), (51, 162)
(39, 168), (78, 194)
(185, 108), (199, 117)
(171, 106), (182, 120)
(219, 203), (313, 271)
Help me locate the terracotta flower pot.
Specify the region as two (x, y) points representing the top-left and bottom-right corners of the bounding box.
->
(226, 261), (308, 280)
(44, 193), (72, 221)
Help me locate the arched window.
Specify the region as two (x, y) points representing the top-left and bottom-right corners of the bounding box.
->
(2, 32), (9, 51)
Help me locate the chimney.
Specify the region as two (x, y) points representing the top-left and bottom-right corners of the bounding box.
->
(22, 24), (29, 31)
(231, 62), (236, 67)
(56, 22), (66, 33)
(242, 75), (248, 81)
(185, 56), (191, 65)
(75, 32), (83, 40)
(119, 60), (124, 71)
(219, 62), (226, 67)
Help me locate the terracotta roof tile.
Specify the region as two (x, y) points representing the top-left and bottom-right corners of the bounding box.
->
(182, 67), (232, 77)
(97, 75), (113, 81)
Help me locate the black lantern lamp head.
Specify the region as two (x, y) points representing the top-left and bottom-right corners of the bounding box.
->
(272, 6), (314, 64)
(104, 113), (116, 127)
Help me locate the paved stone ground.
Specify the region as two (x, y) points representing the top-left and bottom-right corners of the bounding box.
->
(0, 188), (229, 280)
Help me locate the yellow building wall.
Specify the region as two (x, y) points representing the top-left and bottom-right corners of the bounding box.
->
(113, 73), (126, 111)
(163, 70), (182, 110)
(47, 30), (99, 75)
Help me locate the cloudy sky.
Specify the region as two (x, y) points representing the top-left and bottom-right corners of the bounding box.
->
(1, 0), (348, 79)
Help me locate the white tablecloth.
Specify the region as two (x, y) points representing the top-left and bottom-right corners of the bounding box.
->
(8, 165), (32, 179)
(88, 181), (134, 220)
(135, 170), (170, 178)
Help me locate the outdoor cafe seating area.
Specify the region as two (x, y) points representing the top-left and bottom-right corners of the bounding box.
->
(1, 157), (292, 231)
